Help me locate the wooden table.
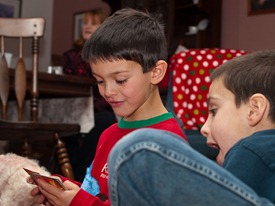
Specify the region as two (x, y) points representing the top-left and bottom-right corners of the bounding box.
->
(8, 69), (95, 99)
(7, 69), (95, 132)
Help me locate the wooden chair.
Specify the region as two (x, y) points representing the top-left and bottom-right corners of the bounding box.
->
(0, 17), (80, 179)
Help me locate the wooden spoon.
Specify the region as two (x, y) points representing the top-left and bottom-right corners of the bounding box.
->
(15, 37), (27, 121)
(0, 36), (10, 120)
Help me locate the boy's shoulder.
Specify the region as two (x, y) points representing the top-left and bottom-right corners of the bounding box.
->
(101, 123), (119, 135)
(226, 129), (275, 168)
(231, 129), (275, 150)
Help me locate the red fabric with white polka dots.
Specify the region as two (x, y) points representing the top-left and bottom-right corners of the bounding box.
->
(170, 48), (247, 130)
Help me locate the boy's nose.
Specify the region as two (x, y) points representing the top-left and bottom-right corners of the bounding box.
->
(200, 122), (216, 148)
(104, 83), (116, 97)
(200, 121), (209, 138)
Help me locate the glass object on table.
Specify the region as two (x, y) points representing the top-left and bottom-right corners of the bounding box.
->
(48, 66), (63, 75)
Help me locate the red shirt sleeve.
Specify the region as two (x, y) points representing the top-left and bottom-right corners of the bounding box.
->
(70, 189), (110, 206)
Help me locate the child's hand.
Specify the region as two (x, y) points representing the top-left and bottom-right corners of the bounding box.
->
(36, 178), (80, 206)
(28, 183), (49, 205)
(27, 175), (36, 185)
(26, 176), (47, 205)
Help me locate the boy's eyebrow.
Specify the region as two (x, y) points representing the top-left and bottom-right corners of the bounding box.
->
(91, 72), (100, 77)
(92, 70), (130, 77)
(207, 96), (218, 106)
(207, 97), (211, 107)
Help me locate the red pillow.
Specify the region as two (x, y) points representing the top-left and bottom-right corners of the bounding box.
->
(171, 48), (246, 130)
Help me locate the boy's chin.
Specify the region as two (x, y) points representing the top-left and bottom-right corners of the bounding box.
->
(216, 152), (224, 165)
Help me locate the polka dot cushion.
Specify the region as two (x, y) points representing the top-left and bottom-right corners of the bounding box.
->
(171, 48), (247, 130)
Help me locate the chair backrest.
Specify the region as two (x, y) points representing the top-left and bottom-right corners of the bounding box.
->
(169, 48), (247, 130)
(0, 17), (45, 121)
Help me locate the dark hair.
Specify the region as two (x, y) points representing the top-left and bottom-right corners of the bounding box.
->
(210, 50), (275, 122)
(82, 8), (167, 73)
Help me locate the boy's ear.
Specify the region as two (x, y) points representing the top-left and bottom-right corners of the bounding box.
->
(247, 93), (268, 126)
(150, 60), (167, 85)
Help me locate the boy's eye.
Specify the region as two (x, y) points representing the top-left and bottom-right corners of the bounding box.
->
(208, 108), (217, 116)
(116, 79), (127, 85)
(96, 80), (104, 85)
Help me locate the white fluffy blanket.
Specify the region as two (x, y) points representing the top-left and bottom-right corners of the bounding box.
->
(0, 153), (50, 206)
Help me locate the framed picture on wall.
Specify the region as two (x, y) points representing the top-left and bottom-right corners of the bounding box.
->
(0, 0), (21, 17)
(73, 11), (85, 42)
(248, 0), (275, 15)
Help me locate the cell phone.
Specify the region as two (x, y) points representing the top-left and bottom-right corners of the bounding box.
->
(24, 168), (67, 190)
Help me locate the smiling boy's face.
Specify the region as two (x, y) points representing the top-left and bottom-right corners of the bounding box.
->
(90, 59), (157, 121)
(200, 78), (253, 165)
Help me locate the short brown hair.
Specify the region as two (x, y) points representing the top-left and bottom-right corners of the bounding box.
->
(211, 50), (275, 122)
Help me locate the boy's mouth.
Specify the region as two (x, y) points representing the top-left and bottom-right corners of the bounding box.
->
(108, 101), (123, 108)
(207, 143), (219, 150)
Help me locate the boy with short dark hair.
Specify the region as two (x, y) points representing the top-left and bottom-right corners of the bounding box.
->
(30, 8), (186, 206)
(108, 50), (275, 205)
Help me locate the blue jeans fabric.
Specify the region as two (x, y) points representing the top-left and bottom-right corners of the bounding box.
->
(108, 128), (273, 206)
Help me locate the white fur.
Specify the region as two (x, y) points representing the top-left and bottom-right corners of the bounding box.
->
(0, 153), (50, 206)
